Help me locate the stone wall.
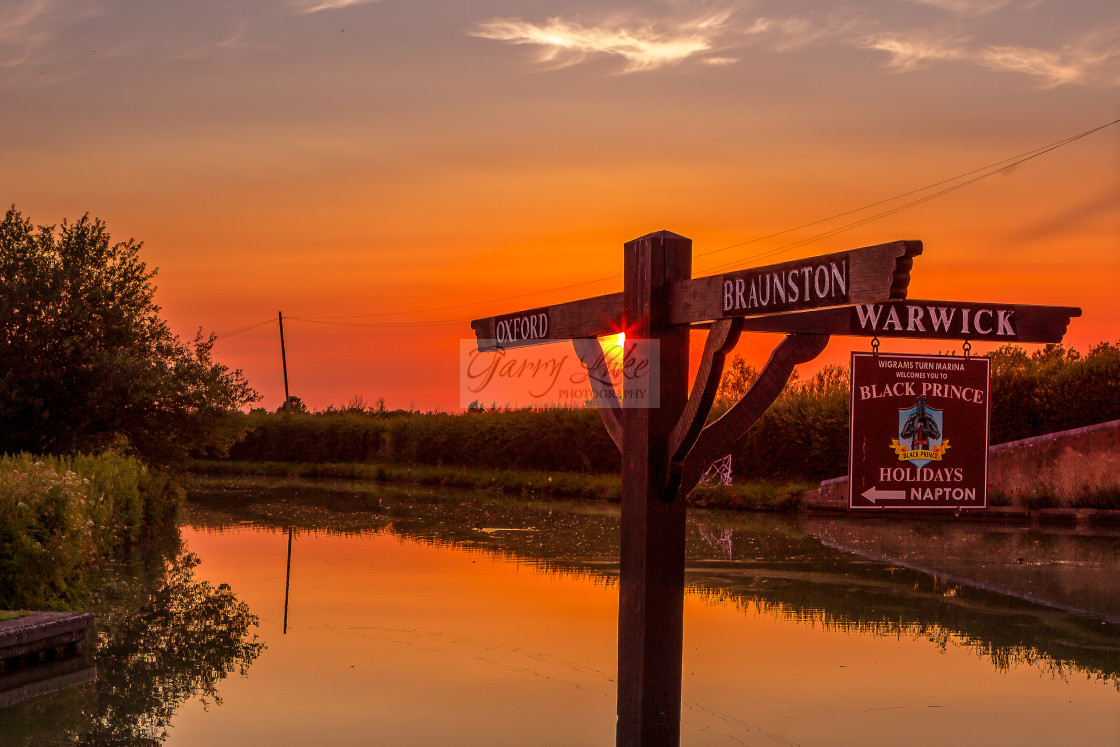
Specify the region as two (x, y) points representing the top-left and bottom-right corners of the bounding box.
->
(810, 419), (1120, 510)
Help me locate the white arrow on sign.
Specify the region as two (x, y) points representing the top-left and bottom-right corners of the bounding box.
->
(861, 486), (907, 503)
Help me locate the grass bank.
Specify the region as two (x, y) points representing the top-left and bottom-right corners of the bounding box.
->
(0, 453), (183, 610)
(188, 459), (811, 512)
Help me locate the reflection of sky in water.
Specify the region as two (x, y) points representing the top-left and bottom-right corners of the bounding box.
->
(169, 507), (1120, 747)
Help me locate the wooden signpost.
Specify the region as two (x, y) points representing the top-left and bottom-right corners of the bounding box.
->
(469, 231), (1079, 746)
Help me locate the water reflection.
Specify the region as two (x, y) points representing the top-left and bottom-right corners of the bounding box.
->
(0, 546), (264, 746)
(808, 517), (1120, 622)
(9, 478), (1117, 743)
(187, 478), (1120, 692)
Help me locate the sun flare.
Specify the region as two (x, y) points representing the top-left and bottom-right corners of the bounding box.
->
(600, 332), (626, 357)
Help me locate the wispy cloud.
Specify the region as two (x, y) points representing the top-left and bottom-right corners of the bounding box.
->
(977, 45), (1083, 86)
(898, 0), (1014, 17)
(862, 33), (968, 71)
(473, 3), (1120, 87)
(173, 22), (271, 61)
(0, 0), (67, 67)
(471, 10), (736, 72)
(862, 28), (1120, 86)
(296, 0), (389, 13)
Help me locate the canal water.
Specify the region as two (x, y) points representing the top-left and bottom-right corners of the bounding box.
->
(3, 478), (1119, 745)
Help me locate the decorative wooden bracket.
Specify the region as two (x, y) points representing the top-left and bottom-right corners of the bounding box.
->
(574, 325), (830, 502)
(658, 318), (744, 498)
(572, 338), (623, 451)
(673, 332), (830, 500)
(669, 318), (744, 461)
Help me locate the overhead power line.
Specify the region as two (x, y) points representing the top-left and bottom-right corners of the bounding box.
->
(693, 117), (1119, 266)
(284, 316), (465, 328)
(213, 317), (276, 340)
(211, 117), (1119, 334)
(696, 117), (1119, 274)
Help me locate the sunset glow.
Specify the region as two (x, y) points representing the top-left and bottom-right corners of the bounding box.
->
(2, 0), (1116, 411)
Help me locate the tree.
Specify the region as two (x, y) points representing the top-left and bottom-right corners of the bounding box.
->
(276, 395), (307, 414)
(0, 206), (259, 466)
(712, 354), (759, 413)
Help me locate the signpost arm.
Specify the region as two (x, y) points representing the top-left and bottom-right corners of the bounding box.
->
(572, 338), (624, 451)
(679, 333), (830, 497)
(616, 231), (691, 747)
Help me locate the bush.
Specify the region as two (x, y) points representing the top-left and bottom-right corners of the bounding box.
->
(228, 412), (391, 463)
(0, 453), (181, 609)
(725, 364), (850, 482)
(990, 342), (1120, 442)
(385, 408), (619, 473)
(229, 407), (620, 474)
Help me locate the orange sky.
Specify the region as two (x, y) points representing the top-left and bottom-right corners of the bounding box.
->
(2, 0), (1117, 410)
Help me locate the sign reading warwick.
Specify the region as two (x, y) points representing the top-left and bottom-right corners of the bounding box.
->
(849, 352), (990, 510)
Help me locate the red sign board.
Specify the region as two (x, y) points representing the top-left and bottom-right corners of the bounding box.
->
(849, 352), (990, 510)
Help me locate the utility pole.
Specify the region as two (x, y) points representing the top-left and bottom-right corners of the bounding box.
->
(278, 311), (290, 409)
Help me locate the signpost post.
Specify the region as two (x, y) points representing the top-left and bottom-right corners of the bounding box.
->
(467, 230), (1079, 746)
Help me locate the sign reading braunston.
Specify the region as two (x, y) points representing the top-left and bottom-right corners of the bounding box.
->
(849, 352), (990, 510)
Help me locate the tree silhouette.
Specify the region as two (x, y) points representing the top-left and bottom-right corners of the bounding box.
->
(0, 206), (259, 466)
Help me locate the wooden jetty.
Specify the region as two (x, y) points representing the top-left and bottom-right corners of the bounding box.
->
(0, 611), (94, 670)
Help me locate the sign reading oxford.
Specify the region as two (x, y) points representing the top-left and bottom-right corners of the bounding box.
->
(493, 307), (550, 346)
(849, 352), (990, 510)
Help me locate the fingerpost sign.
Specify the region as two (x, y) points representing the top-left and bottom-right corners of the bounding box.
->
(469, 229), (1077, 746)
